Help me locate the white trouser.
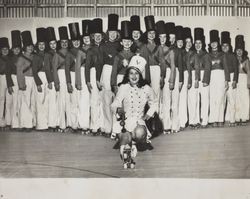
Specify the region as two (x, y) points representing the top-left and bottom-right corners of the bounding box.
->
(179, 70), (188, 128)
(77, 67), (90, 129)
(150, 65), (161, 112)
(48, 82), (58, 128)
(236, 73), (250, 122)
(57, 69), (67, 129)
(90, 67), (102, 132)
(161, 68), (180, 131)
(19, 76), (35, 128)
(199, 71), (210, 126)
(0, 74), (7, 127)
(35, 72), (49, 130)
(225, 73), (236, 123)
(112, 74), (125, 134)
(66, 71), (78, 129)
(187, 70), (200, 125)
(209, 69), (226, 123)
(9, 75), (20, 128)
(100, 64), (114, 133)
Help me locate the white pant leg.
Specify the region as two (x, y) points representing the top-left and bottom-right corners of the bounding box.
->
(77, 67), (90, 129)
(5, 81), (13, 126)
(171, 69), (180, 131)
(47, 82), (58, 128)
(150, 65), (161, 113)
(19, 77), (34, 128)
(225, 73), (236, 123)
(35, 72), (49, 130)
(100, 64), (114, 133)
(90, 67), (101, 132)
(11, 75), (20, 128)
(236, 74), (250, 122)
(161, 68), (172, 130)
(209, 70), (225, 123)
(179, 71), (188, 128)
(0, 75), (7, 127)
(188, 70), (200, 125)
(57, 69), (67, 129)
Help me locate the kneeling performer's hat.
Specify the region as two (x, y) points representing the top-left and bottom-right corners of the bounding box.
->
(128, 55), (147, 77)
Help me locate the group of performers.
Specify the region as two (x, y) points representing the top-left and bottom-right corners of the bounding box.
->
(0, 14), (250, 163)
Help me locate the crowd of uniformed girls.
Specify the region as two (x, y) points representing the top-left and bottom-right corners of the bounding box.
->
(0, 14), (250, 139)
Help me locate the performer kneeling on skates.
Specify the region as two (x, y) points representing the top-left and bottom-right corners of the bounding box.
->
(111, 55), (158, 167)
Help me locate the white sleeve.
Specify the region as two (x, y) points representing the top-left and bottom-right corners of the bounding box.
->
(145, 85), (157, 117)
(111, 84), (126, 113)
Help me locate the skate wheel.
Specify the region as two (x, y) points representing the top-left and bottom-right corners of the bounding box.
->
(130, 163), (135, 169)
(123, 163), (128, 169)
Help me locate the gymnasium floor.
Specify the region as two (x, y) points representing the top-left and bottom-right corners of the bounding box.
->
(0, 125), (250, 178)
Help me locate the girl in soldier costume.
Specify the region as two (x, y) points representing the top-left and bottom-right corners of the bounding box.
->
(44, 27), (58, 131)
(5, 30), (22, 129)
(130, 15), (143, 54)
(52, 26), (70, 132)
(0, 37), (10, 130)
(234, 35), (250, 124)
(75, 20), (92, 134)
(16, 31), (36, 130)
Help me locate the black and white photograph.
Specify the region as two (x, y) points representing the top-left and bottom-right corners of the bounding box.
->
(0, 0), (250, 198)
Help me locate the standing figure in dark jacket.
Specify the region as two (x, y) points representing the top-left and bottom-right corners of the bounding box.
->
(0, 37), (10, 130)
(130, 15), (143, 54)
(208, 30), (230, 127)
(99, 14), (121, 137)
(221, 31), (239, 126)
(85, 18), (104, 135)
(44, 27), (58, 130)
(5, 30), (22, 129)
(32, 27), (49, 130)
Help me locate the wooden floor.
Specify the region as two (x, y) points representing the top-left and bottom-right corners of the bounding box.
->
(0, 125), (250, 178)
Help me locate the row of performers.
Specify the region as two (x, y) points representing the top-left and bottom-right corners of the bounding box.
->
(0, 14), (249, 137)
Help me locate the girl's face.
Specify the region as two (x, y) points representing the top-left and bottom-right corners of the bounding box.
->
(60, 40), (68, 49)
(211, 41), (218, 50)
(177, 40), (183, 48)
(49, 40), (57, 50)
(129, 68), (140, 86)
(147, 31), (156, 41)
(185, 38), (192, 50)
(121, 39), (133, 50)
(1, 47), (9, 56)
(72, 40), (80, 48)
(83, 36), (91, 45)
(159, 34), (167, 45)
(222, 43), (229, 53)
(12, 47), (21, 55)
(195, 40), (202, 51)
(109, 31), (118, 42)
(236, 49), (243, 57)
(132, 30), (141, 41)
(38, 42), (45, 52)
(26, 45), (34, 54)
(169, 34), (176, 45)
(94, 33), (102, 44)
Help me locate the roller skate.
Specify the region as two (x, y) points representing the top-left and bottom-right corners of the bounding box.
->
(122, 145), (135, 169)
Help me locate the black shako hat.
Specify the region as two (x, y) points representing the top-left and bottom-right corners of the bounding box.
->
(82, 20), (92, 36)
(36, 27), (47, 43)
(0, 37), (9, 49)
(58, 26), (69, 40)
(156, 20), (166, 35)
(183, 27), (192, 40)
(46, 27), (57, 42)
(21, 30), (33, 47)
(165, 22), (175, 35)
(194, 27), (204, 41)
(108, 14), (119, 31)
(121, 21), (132, 39)
(91, 18), (103, 34)
(175, 25), (183, 41)
(221, 31), (231, 44)
(130, 15), (141, 31)
(235, 35), (245, 50)
(210, 29), (220, 43)
(68, 22), (81, 40)
(11, 30), (22, 48)
(144, 15), (156, 32)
